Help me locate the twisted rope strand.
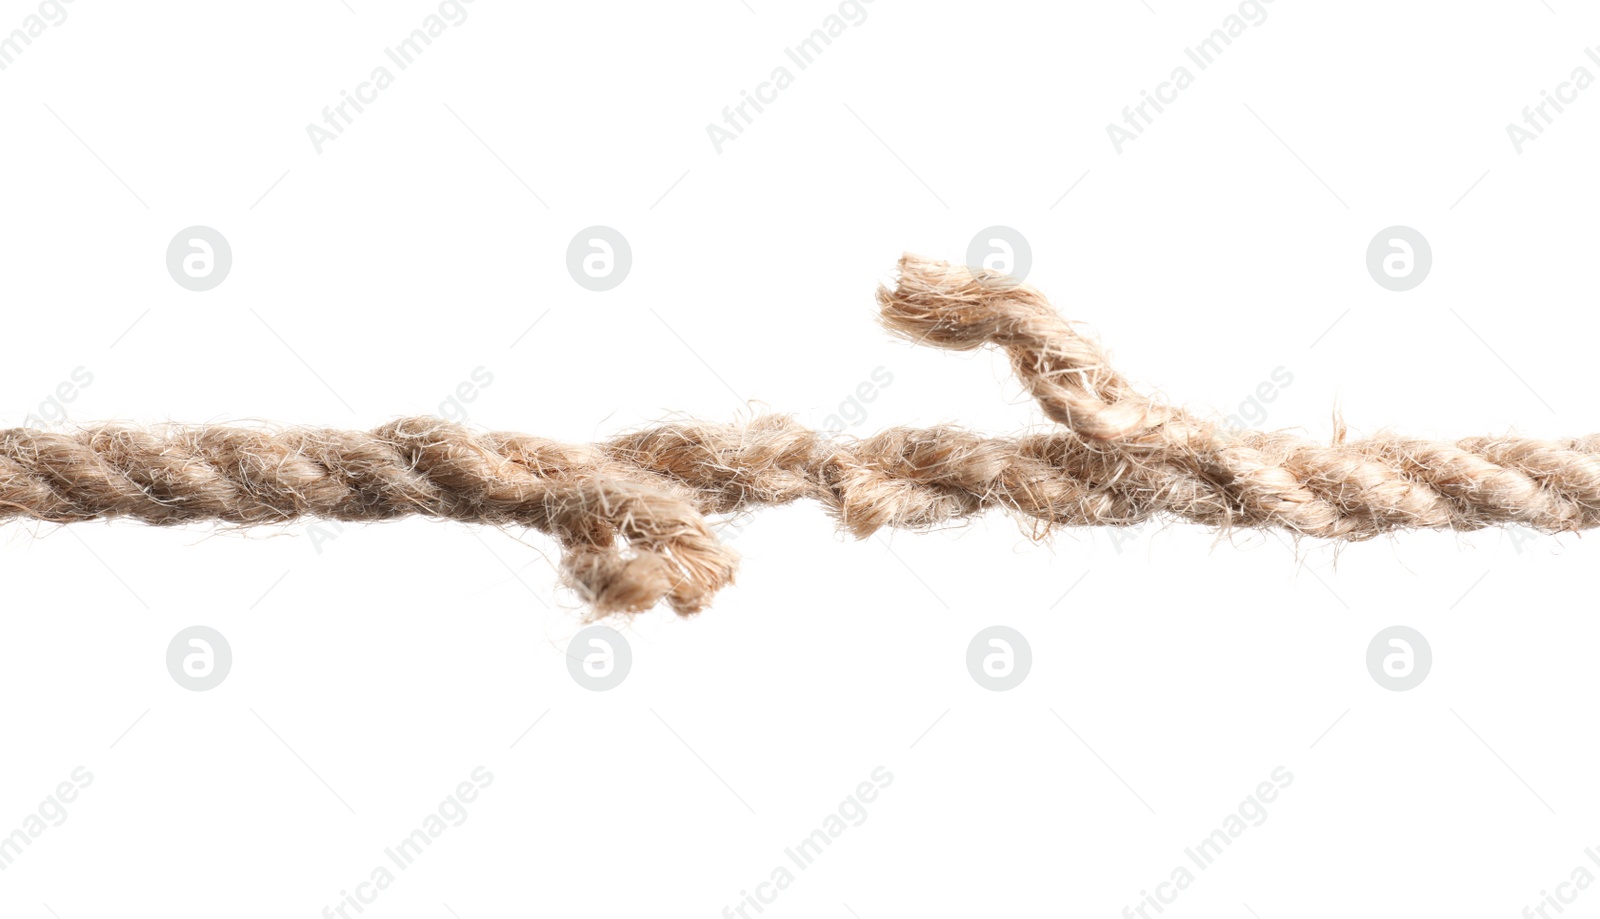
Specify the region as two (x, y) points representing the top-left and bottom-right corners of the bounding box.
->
(3, 256), (1592, 615)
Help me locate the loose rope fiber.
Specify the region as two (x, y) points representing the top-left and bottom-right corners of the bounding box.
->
(4, 255), (1595, 615)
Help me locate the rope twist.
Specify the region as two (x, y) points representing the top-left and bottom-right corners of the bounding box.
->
(5, 255), (1593, 615)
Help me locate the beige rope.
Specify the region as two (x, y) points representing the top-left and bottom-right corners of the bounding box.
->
(4, 255), (1594, 615)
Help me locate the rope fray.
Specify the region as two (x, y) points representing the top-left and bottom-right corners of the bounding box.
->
(5, 254), (1597, 616)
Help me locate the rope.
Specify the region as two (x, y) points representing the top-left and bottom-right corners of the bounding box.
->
(4, 255), (1592, 615)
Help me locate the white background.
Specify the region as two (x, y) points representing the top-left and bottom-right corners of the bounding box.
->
(3, 1), (1599, 917)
